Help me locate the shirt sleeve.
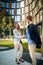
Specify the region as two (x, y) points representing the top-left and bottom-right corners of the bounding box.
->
(13, 29), (22, 39)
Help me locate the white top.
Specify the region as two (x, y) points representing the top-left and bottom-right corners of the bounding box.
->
(13, 29), (22, 43)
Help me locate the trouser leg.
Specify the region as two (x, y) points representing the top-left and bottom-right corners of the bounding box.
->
(28, 44), (37, 65)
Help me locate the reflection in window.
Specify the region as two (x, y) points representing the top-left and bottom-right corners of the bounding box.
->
(39, 1), (42, 8)
(12, 9), (14, 15)
(40, 10), (42, 21)
(22, 8), (24, 14)
(17, 9), (20, 15)
(26, 13), (28, 17)
(22, 15), (25, 21)
(12, 16), (14, 19)
(26, 0), (29, 5)
(1, 2), (5, 7)
(12, 3), (15, 8)
(6, 9), (9, 12)
(20, 1), (24, 7)
(37, 14), (39, 22)
(6, 3), (9, 8)
(25, 6), (28, 13)
(32, 1), (35, 9)
(10, 9), (12, 15)
(29, 0), (32, 3)
(30, 4), (32, 11)
(17, 3), (20, 8)
(30, 12), (32, 16)
(15, 16), (20, 21)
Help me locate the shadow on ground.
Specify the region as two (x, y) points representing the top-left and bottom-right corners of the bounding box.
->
(23, 51), (43, 65)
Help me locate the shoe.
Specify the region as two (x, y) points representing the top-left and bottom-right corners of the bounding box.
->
(16, 58), (20, 64)
(16, 62), (20, 64)
(19, 58), (24, 62)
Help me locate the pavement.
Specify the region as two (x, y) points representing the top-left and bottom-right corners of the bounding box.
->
(0, 47), (43, 65)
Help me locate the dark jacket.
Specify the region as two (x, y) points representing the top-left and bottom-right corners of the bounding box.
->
(28, 23), (42, 48)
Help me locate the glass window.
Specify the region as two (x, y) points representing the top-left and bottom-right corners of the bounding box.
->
(30, 11), (32, 16)
(17, 9), (20, 15)
(20, 1), (24, 7)
(26, 0), (29, 5)
(12, 16), (14, 19)
(26, 13), (28, 17)
(40, 10), (42, 21)
(12, 3), (15, 8)
(12, 9), (14, 15)
(10, 9), (12, 15)
(22, 8), (24, 14)
(35, 8), (37, 15)
(1, 2), (5, 7)
(25, 6), (28, 13)
(22, 15), (25, 21)
(39, 1), (42, 8)
(17, 3), (20, 8)
(37, 14), (39, 22)
(6, 9), (9, 12)
(6, 3), (9, 8)
(32, 1), (35, 9)
(15, 16), (20, 21)
(29, 0), (32, 3)
(30, 4), (32, 11)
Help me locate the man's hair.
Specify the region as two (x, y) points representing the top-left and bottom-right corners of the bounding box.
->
(26, 15), (32, 21)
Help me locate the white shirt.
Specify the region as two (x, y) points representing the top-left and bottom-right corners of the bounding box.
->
(13, 29), (22, 43)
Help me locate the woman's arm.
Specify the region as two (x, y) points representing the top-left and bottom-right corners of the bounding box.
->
(13, 29), (23, 39)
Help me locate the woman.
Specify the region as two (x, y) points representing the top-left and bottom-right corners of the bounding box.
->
(13, 22), (24, 64)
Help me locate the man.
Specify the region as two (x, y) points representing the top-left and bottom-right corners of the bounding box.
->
(26, 15), (41, 65)
(26, 15), (37, 65)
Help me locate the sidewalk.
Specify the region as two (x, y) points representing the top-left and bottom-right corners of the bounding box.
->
(0, 48), (43, 65)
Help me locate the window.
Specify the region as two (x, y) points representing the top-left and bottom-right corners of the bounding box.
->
(15, 16), (20, 21)
(12, 16), (14, 19)
(30, 4), (32, 11)
(10, 9), (12, 15)
(32, 1), (35, 9)
(22, 15), (25, 21)
(17, 3), (20, 8)
(25, 6), (28, 13)
(1, 2), (5, 7)
(40, 10), (42, 21)
(29, 0), (32, 3)
(26, 0), (29, 5)
(32, 10), (35, 17)
(37, 14), (39, 22)
(30, 11), (32, 16)
(20, 1), (24, 7)
(39, 1), (42, 8)
(12, 3), (15, 8)
(6, 3), (8, 8)
(17, 9), (20, 15)
(12, 9), (14, 15)
(26, 13), (28, 17)
(35, 8), (37, 15)
(6, 9), (9, 12)
(22, 8), (24, 14)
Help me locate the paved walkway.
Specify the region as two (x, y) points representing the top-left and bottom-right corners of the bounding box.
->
(0, 48), (32, 65)
(0, 47), (43, 65)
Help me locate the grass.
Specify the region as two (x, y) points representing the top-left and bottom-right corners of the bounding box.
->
(0, 40), (41, 52)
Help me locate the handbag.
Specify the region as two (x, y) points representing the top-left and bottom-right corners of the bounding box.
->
(20, 40), (22, 44)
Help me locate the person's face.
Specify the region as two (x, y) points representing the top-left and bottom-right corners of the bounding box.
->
(15, 23), (19, 29)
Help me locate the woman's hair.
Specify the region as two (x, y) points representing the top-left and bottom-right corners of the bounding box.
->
(14, 22), (17, 28)
(14, 22), (20, 30)
(26, 15), (32, 21)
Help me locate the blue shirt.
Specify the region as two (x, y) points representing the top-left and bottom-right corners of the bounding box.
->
(26, 27), (35, 44)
